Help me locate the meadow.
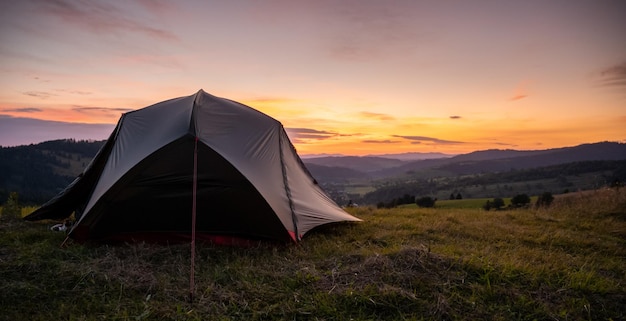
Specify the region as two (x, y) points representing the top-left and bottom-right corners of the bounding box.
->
(1, 189), (624, 320)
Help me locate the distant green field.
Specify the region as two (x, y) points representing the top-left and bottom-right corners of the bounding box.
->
(399, 196), (542, 209)
(433, 198), (494, 209)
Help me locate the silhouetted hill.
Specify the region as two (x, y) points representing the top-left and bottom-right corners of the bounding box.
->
(303, 156), (405, 172)
(2, 139), (625, 206)
(304, 163), (369, 183)
(0, 139), (105, 204)
(374, 142), (626, 177)
(360, 160), (626, 205)
(365, 152), (454, 161)
(438, 143), (626, 175)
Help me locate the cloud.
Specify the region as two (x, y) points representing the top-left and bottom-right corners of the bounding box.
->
(449, 115), (462, 119)
(285, 128), (338, 142)
(509, 94), (528, 101)
(321, 2), (426, 61)
(0, 116), (114, 147)
(597, 61), (626, 88)
(72, 105), (133, 113)
(113, 54), (187, 69)
(492, 142), (517, 147)
(38, 0), (179, 41)
(33, 76), (50, 83)
(1, 107), (43, 113)
(358, 112), (396, 121)
(23, 91), (56, 99)
(243, 97), (298, 105)
(393, 135), (466, 145)
(70, 106), (133, 120)
(55, 89), (93, 95)
(509, 80), (530, 102)
(362, 139), (398, 144)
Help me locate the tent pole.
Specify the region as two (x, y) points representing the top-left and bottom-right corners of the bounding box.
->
(190, 136), (198, 303)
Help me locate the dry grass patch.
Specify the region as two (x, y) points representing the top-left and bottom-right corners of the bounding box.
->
(1, 188), (624, 320)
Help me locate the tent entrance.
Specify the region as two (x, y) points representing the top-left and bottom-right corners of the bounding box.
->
(71, 136), (290, 242)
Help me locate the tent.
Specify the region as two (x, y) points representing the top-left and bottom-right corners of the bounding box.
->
(24, 90), (361, 243)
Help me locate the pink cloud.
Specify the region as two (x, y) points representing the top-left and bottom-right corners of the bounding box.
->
(509, 94), (528, 101)
(39, 0), (179, 41)
(359, 111), (396, 121)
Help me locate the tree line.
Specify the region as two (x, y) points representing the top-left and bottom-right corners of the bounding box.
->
(357, 160), (626, 205)
(0, 139), (105, 204)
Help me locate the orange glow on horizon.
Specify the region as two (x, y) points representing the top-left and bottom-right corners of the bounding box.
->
(1, 94), (624, 155)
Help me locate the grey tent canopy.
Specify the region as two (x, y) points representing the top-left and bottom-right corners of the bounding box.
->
(24, 90), (360, 243)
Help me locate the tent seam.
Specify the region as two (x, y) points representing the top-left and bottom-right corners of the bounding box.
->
(278, 130), (299, 241)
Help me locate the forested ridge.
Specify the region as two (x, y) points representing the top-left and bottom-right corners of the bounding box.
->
(357, 160), (626, 205)
(0, 139), (105, 204)
(1, 139), (625, 206)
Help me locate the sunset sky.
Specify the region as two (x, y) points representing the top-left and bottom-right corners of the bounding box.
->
(1, 0), (624, 155)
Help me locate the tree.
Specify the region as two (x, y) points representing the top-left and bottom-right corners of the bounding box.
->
(510, 194), (531, 208)
(456, 193), (463, 200)
(535, 192), (554, 208)
(449, 193), (455, 200)
(492, 198), (505, 210)
(416, 196), (436, 208)
(1, 192), (21, 221)
(483, 200), (492, 211)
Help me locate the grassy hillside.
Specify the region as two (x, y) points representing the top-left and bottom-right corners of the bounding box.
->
(1, 188), (625, 320)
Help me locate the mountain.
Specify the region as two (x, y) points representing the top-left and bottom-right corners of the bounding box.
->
(366, 152), (455, 161)
(303, 156), (406, 173)
(435, 142), (626, 175)
(1, 139), (625, 206)
(0, 139), (106, 204)
(300, 152), (454, 160)
(360, 159), (626, 205)
(371, 142), (626, 177)
(0, 116), (114, 147)
(304, 163), (368, 183)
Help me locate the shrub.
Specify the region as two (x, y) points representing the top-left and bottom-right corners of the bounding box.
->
(1, 192), (21, 221)
(510, 194), (531, 208)
(377, 194), (415, 209)
(535, 192), (554, 208)
(416, 196), (436, 208)
(491, 197), (505, 210)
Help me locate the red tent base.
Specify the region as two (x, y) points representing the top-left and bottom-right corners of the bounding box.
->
(70, 231), (289, 247)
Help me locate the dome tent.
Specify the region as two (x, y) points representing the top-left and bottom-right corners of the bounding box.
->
(24, 90), (361, 243)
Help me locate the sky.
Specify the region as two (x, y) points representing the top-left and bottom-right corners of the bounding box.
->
(0, 0), (625, 156)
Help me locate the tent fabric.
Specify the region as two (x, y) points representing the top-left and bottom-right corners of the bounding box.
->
(24, 90), (360, 243)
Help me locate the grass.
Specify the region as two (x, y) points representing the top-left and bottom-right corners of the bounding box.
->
(1, 188), (625, 320)
(424, 198), (494, 209)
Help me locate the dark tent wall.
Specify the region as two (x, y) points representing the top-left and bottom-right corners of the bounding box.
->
(75, 136), (289, 242)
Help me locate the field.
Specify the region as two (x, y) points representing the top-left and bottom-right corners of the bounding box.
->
(1, 189), (625, 320)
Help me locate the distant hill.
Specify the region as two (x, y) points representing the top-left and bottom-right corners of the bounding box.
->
(1, 139), (625, 206)
(304, 156), (405, 173)
(366, 152), (455, 161)
(371, 142), (626, 178)
(302, 142), (626, 205)
(0, 139), (105, 204)
(360, 160), (626, 205)
(304, 163), (368, 183)
(437, 143), (626, 175)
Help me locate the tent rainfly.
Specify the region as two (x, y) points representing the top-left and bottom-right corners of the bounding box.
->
(24, 90), (361, 243)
